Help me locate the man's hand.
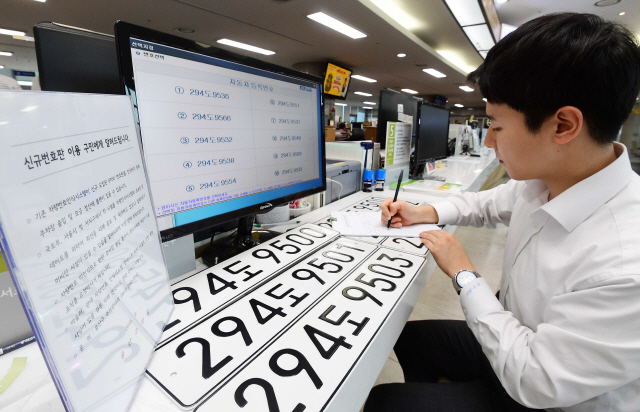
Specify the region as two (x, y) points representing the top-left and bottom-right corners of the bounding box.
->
(419, 230), (476, 279)
(379, 199), (439, 228)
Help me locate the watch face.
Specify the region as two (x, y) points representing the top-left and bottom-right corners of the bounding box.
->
(457, 271), (477, 288)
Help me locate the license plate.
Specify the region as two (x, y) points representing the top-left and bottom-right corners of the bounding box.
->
(147, 238), (378, 408)
(159, 224), (339, 344)
(194, 247), (426, 412)
(381, 236), (428, 256)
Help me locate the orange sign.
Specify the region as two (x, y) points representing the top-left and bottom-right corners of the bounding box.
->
(323, 63), (352, 99)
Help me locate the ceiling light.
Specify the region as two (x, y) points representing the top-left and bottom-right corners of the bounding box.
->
(0, 51), (13, 56)
(369, 0), (424, 30)
(354, 91), (372, 96)
(352, 74), (377, 83)
(437, 50), (476, 73)
(21, 105), (37, 111)
(455, 104), (464, 108)
(595, 0), (620, 6)
(0, 28), (26, 36)
(216, 39), (275, 55)
(483, 98), (487, 102)
(363, 106), (373, 109)
(444, 0), (485, 26)
(0, 121), (8, 125)
(397, 53), (406, 58)
(401, 89), (418, 94)
(459, 86), (474, 92)
(619, 11), (626, 15)
(335, 103), (347, 106)
(0, 65), (4, 69)
(33, 0), (46, 2)
(423, 68), (446, 78)
(18, 81), (33, 87)
(496, 0), (508, 3)
(463, 24), (495, 51)
(307, 12), (367, 39)
(363, 101), (376, 105)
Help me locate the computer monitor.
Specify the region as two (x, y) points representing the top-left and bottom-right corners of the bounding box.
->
(34, 22), (123, 95)
(376, 89), (421, 150)
(415, 102), (450, 164)
(114, 21), (326, 263)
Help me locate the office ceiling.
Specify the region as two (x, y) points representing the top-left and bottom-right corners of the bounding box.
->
(0, 0), (637, 112)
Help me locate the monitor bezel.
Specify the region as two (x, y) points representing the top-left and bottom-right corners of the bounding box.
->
(114, 20), (326, 241)
(322, 62), (352, 101)
(414, 101), (451, 165)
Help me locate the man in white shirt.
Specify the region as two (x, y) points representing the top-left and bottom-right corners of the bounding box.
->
(365, 13), (640, 412)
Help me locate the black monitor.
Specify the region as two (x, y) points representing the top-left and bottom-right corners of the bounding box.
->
(34, 22), (123, 95)
(114, 21), (326, 261)
(376, 89), (421, 149)
(415, 102), (450, 163)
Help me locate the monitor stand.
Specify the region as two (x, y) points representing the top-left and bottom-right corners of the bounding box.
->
(201, 214), (280, 267)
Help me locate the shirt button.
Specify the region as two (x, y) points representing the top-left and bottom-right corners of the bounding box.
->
(533, 222), (539, 228)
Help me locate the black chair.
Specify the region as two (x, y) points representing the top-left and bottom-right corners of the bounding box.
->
(348, 128), (365, 141)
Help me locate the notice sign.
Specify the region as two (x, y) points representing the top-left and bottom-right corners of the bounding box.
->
(385, 121), (411, 166)
(0, 92), (173, 412)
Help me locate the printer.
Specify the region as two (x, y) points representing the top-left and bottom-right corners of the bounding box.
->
(325, 159), (361, 204)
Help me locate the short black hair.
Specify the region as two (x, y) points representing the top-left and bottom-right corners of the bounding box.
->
(468, 13), (640, 144)
(338, 122), (346, 129)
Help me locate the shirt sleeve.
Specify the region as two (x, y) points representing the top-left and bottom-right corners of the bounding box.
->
(431, 179), (525, 228)
(460, 275), (640, 409)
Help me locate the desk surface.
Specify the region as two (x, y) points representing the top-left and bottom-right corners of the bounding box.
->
(0, 153), (499, 412)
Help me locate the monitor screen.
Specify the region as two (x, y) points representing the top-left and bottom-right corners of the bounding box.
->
(415, 102), (450, 163)
(34, 22), (123, 95)
(115, 22), (325, 241)
(323, 63), (352, 100)
(376, 89), (420, 149)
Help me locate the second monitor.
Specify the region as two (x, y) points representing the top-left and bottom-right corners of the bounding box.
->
(411, 102), (450, 178)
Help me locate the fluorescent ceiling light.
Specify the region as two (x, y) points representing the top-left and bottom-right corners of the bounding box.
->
(459, 85), (474, 92)
(352, 74), (377, 83)
(369, 0), (423, 30)
(483, 98), (487, 102)
(423, 68), (446, 78)
(0, 51), (13, 56)
(0, 28), (26, 36)
(307, 12), (367, 39)
(619, 11), (626, 16)
(335, 103), (347, 106)
(397, 53), (406, 57)
(437, 50), (476, 73)
(463, 24), (495, 51)
(33, 0), (46, 2)
(444, 0), (485, 27)
(454, 104), (464, 108)
(363, 106), (373, 109)
(0, 65), (4, 69)
(21, 105), (37, 111)
(354, 91), (372, 96)
(216, 39), (275, 55)
(401, 89), (418, 94)
(363, 101), (376, 105)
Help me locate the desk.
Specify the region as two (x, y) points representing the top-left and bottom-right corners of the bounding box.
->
(0, 154), (499, 412)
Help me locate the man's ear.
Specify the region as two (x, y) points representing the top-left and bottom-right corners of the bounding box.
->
(551, 106), (583, 145)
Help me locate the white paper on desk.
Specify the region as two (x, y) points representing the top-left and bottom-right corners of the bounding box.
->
(330, 211), (440, 237)
(0, 91), (173, 412)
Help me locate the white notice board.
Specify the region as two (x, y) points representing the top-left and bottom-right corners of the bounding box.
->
(0, 91), (173, 412)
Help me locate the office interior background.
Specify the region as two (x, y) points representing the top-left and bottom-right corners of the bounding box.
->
(1, 0), (640, 409)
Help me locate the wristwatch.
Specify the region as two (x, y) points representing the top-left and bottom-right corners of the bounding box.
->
(453, 269), (481, 295)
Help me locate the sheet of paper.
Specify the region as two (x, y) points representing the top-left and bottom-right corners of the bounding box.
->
(0, 91), (173, 412)
(330, 211), (440, 237)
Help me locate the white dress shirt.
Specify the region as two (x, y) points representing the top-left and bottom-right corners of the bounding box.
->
(432, 143), (640, 411)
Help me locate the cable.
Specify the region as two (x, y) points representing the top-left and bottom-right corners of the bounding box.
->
(326, 178), (343, 201)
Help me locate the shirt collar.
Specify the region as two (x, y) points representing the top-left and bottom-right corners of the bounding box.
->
(539, 142), (633, 232)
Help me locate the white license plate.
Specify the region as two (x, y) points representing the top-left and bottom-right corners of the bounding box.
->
(159, 224), (339, 344)
(147, 238), (378, 408)
(313, 216), (334, 230)
(381, 236), (428, 256)
(195, 247), (426, 412)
